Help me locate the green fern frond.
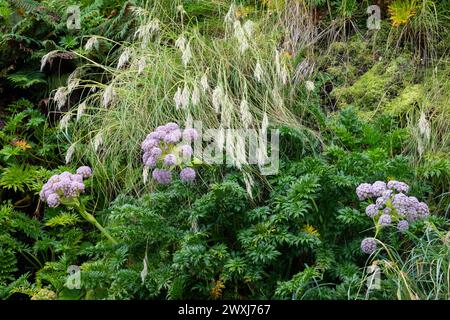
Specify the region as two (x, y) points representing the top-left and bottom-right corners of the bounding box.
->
(0, 164), (37, 192)
(45, 213), (81, 227)
(7, 70), (47, 89)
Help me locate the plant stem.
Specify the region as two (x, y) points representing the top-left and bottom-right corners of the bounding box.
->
(76, 203), (118, 245)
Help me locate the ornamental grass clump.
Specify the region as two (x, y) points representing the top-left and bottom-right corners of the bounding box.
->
(141, 122), (199, 184)
(40, 166), (117, 244)
(357, 180), (430, 254)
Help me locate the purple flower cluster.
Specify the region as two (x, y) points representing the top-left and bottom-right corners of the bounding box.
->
(141, 122), (199, 184)
(356, 180), (431, 254)
(40, 167), (92, 208)
(361, 238), (377, 254)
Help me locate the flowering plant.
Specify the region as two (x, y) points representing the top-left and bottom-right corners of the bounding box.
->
(40, 166), (117, 244)
(357, 180), (430, 254)
(141, 122), (201, 184)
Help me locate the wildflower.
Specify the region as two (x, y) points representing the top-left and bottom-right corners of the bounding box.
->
(361, 238), (377, 254)
(152, 169), (172, 184)
(40, 170), (89, 206)
(397, 220), (409, 233)
(179, 145), (193, 159)
(254, 62), (264, 82)
(303, 224), (318, 235)
(180, 167), (196, 182)
(11, 140), (31, 150)
(365, 204), (378, 218)
(305, 80), (315, 92)
(183, 128), (199, 142)
(76, 166), (92, 179)
(371, 181), (387, 197)
(356, 183), (373, 200)
(387, 180), (409, 194)
(164, 154), (177, 166)
(378, 214), (392, 227)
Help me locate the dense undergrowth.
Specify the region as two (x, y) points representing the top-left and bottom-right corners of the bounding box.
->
(0, 0), (449, 300)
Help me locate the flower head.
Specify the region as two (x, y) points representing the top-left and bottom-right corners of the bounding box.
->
(356, 183), (373, 200)
(152, 169), (172, 184)
(387, 180), (410, 194)
(164, 154), (177, 166)
(371, 181), (387, 197)
(183, 128), (199, 142)
(378, 214), (392, 227)
(365, 204), (379, 218)
(76, 166), (92, 179)
(180, 167), (196, 182)
(397, 220), (409, 233)
(361, 238), (377, 254)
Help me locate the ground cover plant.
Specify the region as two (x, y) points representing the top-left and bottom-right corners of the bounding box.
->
(0, 0), (448, 301)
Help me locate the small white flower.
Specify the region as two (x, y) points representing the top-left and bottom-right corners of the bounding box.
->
(102, 85), (116, 107)
(65, 143), (76, 164)
(254, 62), (263, 82)
(191, 84), (200, 106)
(200, 74), (209, 92)
(54, 87), (68, 110)
(137, 57), (146, 74)
(85, 36), (99, 51)
(305, 80), (315, 92)
(76, 102), (86, 121)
